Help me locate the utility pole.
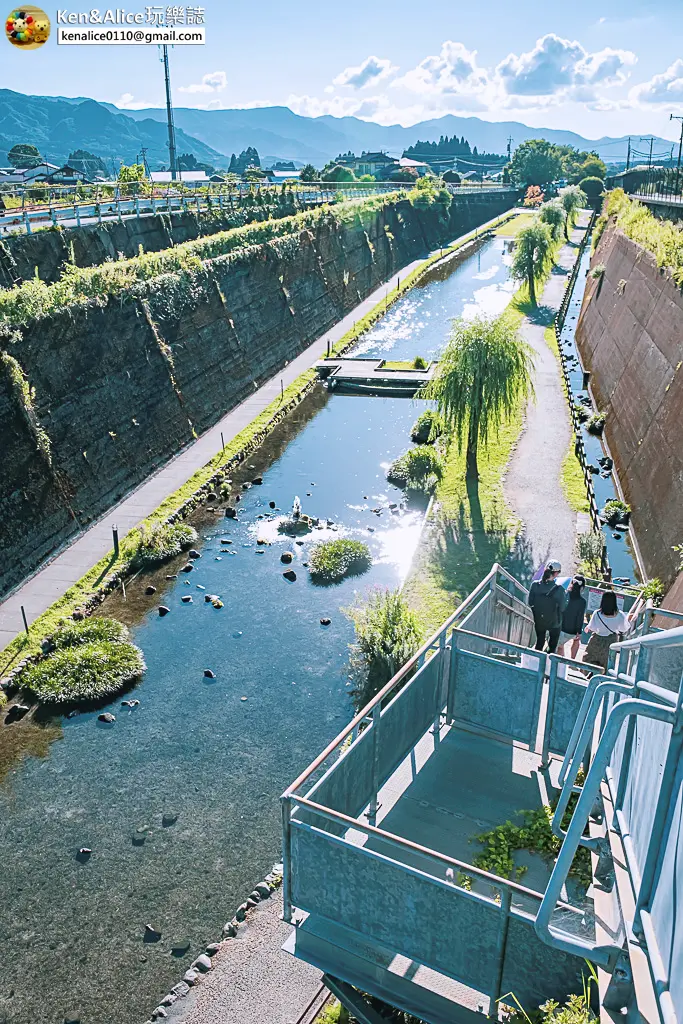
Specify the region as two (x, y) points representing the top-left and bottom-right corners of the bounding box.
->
(140, 146), (151, 177)
(670, 114), (683, 196)
(625, 136), (631, 171)
(506, 135), (513, 162)
(160, 45), (178, 180)
(640, 136), (655, 169)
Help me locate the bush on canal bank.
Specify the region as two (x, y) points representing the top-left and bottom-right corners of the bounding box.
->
(309, 539), (372, 583)
(21, 618), (145, 704)
(344, 589), (423, 710)
(387, 445), (444, 492)
(130, 521), (198, 568)
(410, 409), (443, 444)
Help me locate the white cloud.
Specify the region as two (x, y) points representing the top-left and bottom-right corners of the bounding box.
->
(497, 34), (635, 98)
(631, 59), (683, 106)
(393, 41), (489, 106)
(333, 55), (398, 89)
(287, 93), (369, 119)
(115, 92), (153, 110)
(178, 71), (227, 95)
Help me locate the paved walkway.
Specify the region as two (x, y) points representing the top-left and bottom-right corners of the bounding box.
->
(504, 214), (590, 578)
(0, 212), (510, 651)
(166, 892), (323, 1024)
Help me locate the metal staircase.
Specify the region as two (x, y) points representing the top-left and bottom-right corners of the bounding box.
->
(280, 565), (683, 1024)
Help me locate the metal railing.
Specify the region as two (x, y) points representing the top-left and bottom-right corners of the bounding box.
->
(630, 166), (683, 207)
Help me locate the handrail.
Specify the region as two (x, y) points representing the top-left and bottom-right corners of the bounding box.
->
(535, 697), (675, 967)
(611, 624), (683, 652)
(290, 795), (583, 916)
(282, 563), (515, 799)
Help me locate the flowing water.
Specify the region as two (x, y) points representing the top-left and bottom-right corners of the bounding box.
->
(0, 237), (515, 1024)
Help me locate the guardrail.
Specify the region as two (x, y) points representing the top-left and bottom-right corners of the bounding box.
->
(630, 166), (683, 207)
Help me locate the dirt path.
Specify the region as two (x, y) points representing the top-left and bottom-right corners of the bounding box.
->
(503, 214), (590, 579)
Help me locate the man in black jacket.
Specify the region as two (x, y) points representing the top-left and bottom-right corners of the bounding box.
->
(528, 560), (567, 653)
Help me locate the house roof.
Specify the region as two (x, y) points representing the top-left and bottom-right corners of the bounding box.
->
(399, 157), (430, 168)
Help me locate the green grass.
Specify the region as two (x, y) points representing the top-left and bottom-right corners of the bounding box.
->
(387, 445), (444, 493)
(130, 521), (198, 568)
(20, 618), (145, 705)
(602, 189), (683, 285)
(561, 447), (590, 513)
(309, 539), (372, 582)
(494, 212), (537, 237)
(382, 359), (428, 370)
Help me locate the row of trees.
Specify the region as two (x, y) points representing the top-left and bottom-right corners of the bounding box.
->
(509, 139), (606, 187)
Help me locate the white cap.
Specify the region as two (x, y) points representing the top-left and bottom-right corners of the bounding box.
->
(547, 560), (562, 572)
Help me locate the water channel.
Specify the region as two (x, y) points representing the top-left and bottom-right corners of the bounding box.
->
(0, 236), (518, 1024)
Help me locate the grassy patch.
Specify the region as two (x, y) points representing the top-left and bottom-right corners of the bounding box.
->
(561, 446), (590, 513)
(387, 445), (444, 493)
(130, 521), (197, 568)
(411, 409), (442, 444)
(20, 619), (145, 705)
(382, 358), (428, 370)
(494, 212), (537, 237)
(309, 539), (372, 583)
(602, 189), (683, 285)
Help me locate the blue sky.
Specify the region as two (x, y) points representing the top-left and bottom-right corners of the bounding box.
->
(3, 0), (683, 142)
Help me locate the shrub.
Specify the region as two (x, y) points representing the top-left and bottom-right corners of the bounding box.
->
(412, 355), (428, 370)
(577, 531), (604, 576)
(387, 445), (443, 492)
(604, 190), (683, 286)
(51, 617), (129, 648)
(586, 410), (606, 435)
(21, 621), (145, 705)
(601, 498), (631, 526)
(344, 589), (423, 710)
(590, 263), (606, 279)
(639, 578), (664, 606)
(308, 539), (371, 583)
(579, 175), (605, 198)
(131, 521), (198, 567)
(410, 409), (442, 444)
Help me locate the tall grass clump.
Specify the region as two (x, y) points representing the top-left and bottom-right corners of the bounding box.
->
(387, 445), (444, 492)
(604, 189), (683, 285)
(130, 521), (198, 568)
(344, 589), (423, 710)
(21, 618), (145, 704)
(309, 539), (371, 583)
(410, 408), (442, 444)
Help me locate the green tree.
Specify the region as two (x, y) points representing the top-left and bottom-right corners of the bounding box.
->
(298, 163), (317, 182)
(422, 314), (535, 478)
(390, 166), (419, 182)
(321, 163), (356, 182)
(358, 174), (376, 182)
(560, 185), (587, 239)
(8, 143), (43, 169)
(510, 140), (563, 186)
(511, 221), (554, 308)
(409, 174), (452, 211)
(539, 198), (565, 239)
(578, 176), (604, 199)
(118, 162), (146, 196)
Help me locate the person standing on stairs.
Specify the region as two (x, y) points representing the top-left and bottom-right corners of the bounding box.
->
(528, 560), (567, 654)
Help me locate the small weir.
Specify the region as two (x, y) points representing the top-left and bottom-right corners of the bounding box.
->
(0, 234), (518, 1024)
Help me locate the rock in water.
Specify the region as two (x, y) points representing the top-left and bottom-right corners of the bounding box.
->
(192, 953), (212, 972)
(188, 550), (201, 559)
(280, 551), (294, 564)
(320, 618), (331, 626)
(180, 563), (194, 573)
(98, 712), (116, 724)
(269, 501), (276, 509)
(171, 939), (191, 956)
(158, 606), (170, 617)
(181, 595), (193, 604)
(144, 924), (162, 942)
(225, 507), (237, 519)
(162, 812), (178, 827)
(203, 669), (216, 679)
(145, 585), (157, 595)
(282, 569), (297, 582)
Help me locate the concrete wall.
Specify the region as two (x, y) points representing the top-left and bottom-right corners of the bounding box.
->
(0, 191), (515, 596)
(576, 221), (683, 584)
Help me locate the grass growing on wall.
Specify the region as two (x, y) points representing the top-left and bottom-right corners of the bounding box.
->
(0, 191), (405, 328)
(600, 188), (683, 284)
(0, 349), (52, 464)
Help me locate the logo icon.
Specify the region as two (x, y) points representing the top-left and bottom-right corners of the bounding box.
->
(5, 6), (50, 48)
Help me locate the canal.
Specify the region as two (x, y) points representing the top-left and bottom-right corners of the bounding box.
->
(0, 236), (515, 1024)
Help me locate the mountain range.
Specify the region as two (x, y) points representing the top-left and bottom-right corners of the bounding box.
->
(0, 88), (674, 171)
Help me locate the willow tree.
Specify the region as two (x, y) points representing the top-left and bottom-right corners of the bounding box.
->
(560, 185), (587, 240)
(511, 221), (553, 308)
(539, 198), (565, 240)
(422, 314), (535, 479)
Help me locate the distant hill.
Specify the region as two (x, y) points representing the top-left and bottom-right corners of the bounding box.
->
(0, 89), (226, 171)
(117, 104), (674, 165)
(0, 89), (674, 173)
